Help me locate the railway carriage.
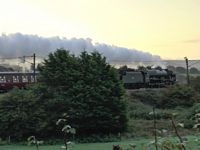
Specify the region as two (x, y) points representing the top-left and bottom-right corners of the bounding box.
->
(0, 72), (37, 92)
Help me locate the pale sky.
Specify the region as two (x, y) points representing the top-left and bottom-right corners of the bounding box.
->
(0, 0), (200, 59)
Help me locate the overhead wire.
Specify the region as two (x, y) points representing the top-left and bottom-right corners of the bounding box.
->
(0, 55), (200, 67)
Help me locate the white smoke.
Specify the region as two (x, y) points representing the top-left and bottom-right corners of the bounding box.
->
(0, 33), (161, 63)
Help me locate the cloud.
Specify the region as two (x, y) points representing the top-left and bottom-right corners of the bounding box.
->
(0, 33), (161, 63)
(182, 39), (200, 43)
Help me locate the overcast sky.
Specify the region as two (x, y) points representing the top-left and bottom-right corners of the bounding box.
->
(0, 0), (200, 59)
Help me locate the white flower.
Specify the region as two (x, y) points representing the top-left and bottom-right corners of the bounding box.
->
(177, 123), (184, 128)
(56, 119), (67, 125)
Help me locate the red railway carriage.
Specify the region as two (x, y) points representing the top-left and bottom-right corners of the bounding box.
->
(0, 72), (37, 91)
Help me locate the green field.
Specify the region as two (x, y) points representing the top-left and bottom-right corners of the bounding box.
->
(0, 137), (199, 150)
(0, 139), (149, 150)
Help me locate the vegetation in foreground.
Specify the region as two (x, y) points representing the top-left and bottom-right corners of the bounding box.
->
(1, 49), (200, 149)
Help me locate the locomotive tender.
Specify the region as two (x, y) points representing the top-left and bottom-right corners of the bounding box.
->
(120, 69), (176, 89)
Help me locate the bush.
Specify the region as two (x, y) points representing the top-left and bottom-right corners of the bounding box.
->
(0, 88), (47, 140)
(130, 89), (163, 107)
(128, 85), (200, 109)
(182, 119), (195, 129)
(191, 76), (200, 93)
(175, 103), (200, 129)
(159, 85), (200, 108)
(127, 95), (175, 120)
(128, 100), (152, 119)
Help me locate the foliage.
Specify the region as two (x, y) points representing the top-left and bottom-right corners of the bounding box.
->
(38, 49), (79, 87)
(160, 85), (200, 108)
(190, 76), (200, 93)
(167, 65), (176, 72)
(1, 137), (199, 150)
(130, 89), (163, 107)
(176, 67), (186, 74)
(75, 134), (121, 143)
(190, 67), (199, 74)
(184, 103), (200, 129)
(128, 101), (152, 120)
(38, 49), (127, 135)
(56, 116), (76, 150)
(27, 136), (43, 150)
(0, 49), (127, 140)
(0, 88), (47, 140)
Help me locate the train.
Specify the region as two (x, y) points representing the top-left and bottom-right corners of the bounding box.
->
(0, 72), (37, 92)
(119, 68), (176, 89)
(0, 68), (176, 92)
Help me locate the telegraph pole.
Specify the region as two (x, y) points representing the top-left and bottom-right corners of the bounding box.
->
(20, 54), (36, 82)
(184, 57), (190, 86)
(153, 107), (158, 150)
(33, 53), (36, 83)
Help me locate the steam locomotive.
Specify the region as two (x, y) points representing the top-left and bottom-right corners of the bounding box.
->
(119, 69), (176, 89)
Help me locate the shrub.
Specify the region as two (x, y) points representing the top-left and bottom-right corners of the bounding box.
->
(0, 88), (47, 140)
(130, 90), (163, 107)
(191, 76), (200, 93)
(159, 85), (200, 108)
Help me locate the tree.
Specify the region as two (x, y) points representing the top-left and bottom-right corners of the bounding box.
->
(38, 49), (79, 87)
(190, 67), (199, 74)
(38, 49), (127, 135)
(176, 67), (186, 74)
(167, 65), (176, 72)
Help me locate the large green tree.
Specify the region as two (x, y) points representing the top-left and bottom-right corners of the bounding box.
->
(38, 49), (127, 135)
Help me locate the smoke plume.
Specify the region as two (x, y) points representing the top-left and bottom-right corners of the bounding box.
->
(0, 33), (160, 63)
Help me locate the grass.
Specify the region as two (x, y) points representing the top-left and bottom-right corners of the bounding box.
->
(0, 139), (148, 150)
(0, 136), (199, 150)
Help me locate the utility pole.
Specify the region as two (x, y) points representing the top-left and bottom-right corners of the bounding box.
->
(153, 107), (158, 150)
(33, 53), (36, 83)
(184, 57), (190, 86)
(21, 53), (36, 82)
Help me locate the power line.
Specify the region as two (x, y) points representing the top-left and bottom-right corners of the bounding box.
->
(110, 59), (200, 63)
(0, 56), (21, 60)
(0, 55), (200, 66)
(188, 60), (200, 67)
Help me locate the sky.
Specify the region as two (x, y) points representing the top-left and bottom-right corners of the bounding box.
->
(0, 0), (200, 59)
